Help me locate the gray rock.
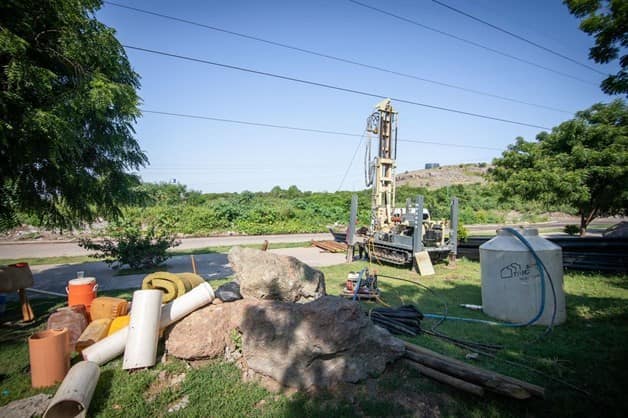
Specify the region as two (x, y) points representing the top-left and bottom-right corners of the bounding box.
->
(0, 394), (51, 418)
(228, 246), (326, 303)
(215, 281), (242, 302)
(241, 296), (405, 389)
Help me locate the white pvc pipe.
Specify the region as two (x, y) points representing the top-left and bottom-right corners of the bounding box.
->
(123, 289), (162, 370)
(82, 282), (214, 366)
(159, 282), (215, 328)
(43, 361), (100, 418)
(81, 327), (128, 365)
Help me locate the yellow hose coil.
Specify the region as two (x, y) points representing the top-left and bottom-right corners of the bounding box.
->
(141, 272), (206, 303)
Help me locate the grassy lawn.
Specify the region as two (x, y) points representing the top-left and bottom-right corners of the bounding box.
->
(0, 259), (626, 417)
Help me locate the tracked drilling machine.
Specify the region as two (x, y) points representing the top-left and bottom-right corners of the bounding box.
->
(359, 99), (459, 267)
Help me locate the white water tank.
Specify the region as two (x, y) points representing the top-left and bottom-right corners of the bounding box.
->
(479, 228), (566, 326)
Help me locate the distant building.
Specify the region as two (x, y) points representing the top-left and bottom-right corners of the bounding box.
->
(425, 163), (440, 169)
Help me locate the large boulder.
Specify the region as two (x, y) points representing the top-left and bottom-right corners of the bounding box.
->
(164, 296), (404, 390)
(228, 246), (326, 303)
(241, 296), (405, 389)
(165, 299), (259, 359)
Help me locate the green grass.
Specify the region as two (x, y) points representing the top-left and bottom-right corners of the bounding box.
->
(0, 255), (96, 266)
(1, 260), (626, 417)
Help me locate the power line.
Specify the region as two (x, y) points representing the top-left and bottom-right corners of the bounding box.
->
(142, 109), (504, 151)
(104, 0), (572, 114)
(431, 0), (606, 76)
(127, 45), (551, 130)
(337, 131), (366, 191)
(348, 0), (598, 86)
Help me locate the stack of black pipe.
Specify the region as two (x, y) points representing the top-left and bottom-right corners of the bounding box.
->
(369, 305), (423, 336)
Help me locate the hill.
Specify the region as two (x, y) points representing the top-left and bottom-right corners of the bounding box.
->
(396, 163), (489, 189)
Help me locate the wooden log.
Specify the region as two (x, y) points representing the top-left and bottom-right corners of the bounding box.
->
(402, 359), (485, 397)
(403, 341), (545, 399)
(19, 288), (34, 322)
(404, 350), (530, 399)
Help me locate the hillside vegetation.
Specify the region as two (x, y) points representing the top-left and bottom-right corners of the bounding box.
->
(5, 178), (574, 239)
(111, 181), (567, 237)
(396, 163), (489, 189)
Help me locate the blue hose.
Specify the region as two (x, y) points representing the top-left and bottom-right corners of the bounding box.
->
(352, 268), (367, 301)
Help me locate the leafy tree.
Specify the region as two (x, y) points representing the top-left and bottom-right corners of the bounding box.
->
(79, 218), (180, 270)
(563, 0), (628, 95)
(491, 100), (627, 235)
(138, 182), (188, 206)
(0, 0), (147, 230)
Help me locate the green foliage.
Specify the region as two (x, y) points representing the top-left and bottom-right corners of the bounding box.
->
(457, 222), (469, 242)
(230, 329), (243, 351)
(491, 100), (628, 233)
(79, 218), (180, 269)
(564, 0), (628, 94)
(564, 224), (581, 235)
(0, 0), (147, 230)
(114, 181), (565, 237)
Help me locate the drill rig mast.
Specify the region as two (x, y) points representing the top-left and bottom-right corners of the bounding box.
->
(361, 99), (459, 266)
(366, 99), (398, 232)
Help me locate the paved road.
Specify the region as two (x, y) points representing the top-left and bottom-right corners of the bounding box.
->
(0, 233), (331, 259)
(9, 247), (346, 300)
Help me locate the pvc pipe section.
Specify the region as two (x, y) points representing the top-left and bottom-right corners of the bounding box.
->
(123, 289), (163, 370)
(159, 281), (215, 328)
(82, 327), (128, 365)
(43, 361), (100, 418)
(82, 282), (215, 365)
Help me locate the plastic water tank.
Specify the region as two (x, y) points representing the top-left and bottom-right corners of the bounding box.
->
(479, 228), (566, 326)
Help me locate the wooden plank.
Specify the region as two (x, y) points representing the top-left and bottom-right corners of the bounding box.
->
(403, 359), (485, 396)
(312, 240), (348, 253)
(403, 341), (545, 399)
(414, 251), (435, 276)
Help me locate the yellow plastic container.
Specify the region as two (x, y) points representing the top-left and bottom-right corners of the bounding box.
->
(90, 297), (129, 321)
(75, 318), (112, 353)
(107, 315), (131, 336)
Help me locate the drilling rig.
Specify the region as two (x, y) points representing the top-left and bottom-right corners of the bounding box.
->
(359, 99), (459, 266)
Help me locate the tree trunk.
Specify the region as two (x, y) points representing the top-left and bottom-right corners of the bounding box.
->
(580, 206), (599, 237)
(579, 213), (587, 237)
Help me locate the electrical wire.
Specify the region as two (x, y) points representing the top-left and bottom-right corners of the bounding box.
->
(376, 274), (503, 351)
(431, 0), (606, 76)
(337, 131), (366, 191)
(142, 109), (505, 151)
(104, 0), (573, 114)
(348, 0), (598, 86)
(126, 45), (552, 130)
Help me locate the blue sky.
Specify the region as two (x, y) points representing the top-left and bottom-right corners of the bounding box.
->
(96, 0), (616, 193)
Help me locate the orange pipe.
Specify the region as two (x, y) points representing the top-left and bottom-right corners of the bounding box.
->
(28, 328), (70, 388)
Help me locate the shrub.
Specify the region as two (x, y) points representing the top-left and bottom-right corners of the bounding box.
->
(457, 222), (469, 242)
(79, 219), (180, 269)
(564, 224), (580, 235)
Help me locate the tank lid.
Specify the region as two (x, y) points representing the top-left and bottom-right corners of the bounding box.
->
(68, 277), (96, 285)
